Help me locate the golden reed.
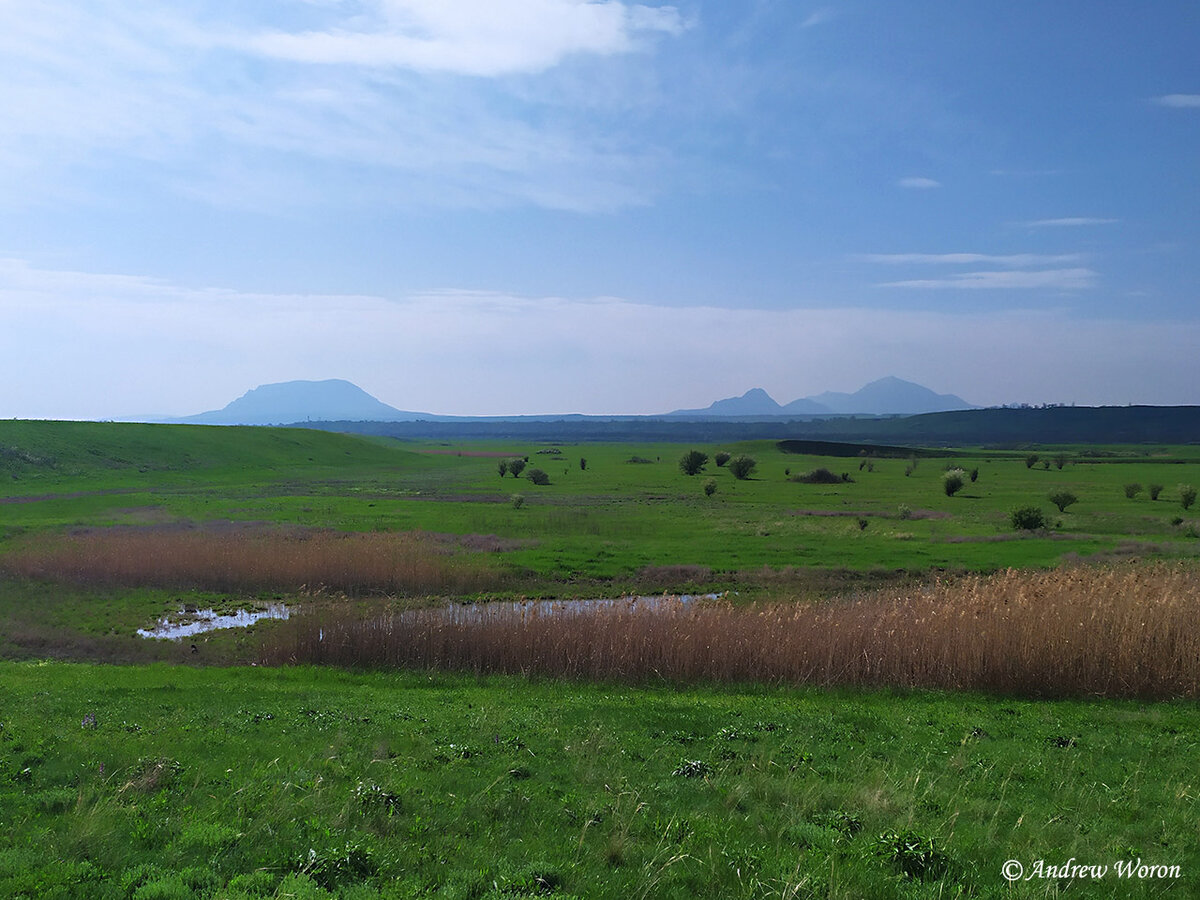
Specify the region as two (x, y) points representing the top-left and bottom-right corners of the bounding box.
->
(263, 563), (1200, 699)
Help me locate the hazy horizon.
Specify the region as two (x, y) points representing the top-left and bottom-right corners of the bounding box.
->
(2, 2), (1198, 420)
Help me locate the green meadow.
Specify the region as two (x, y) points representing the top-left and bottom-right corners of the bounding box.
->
(1, 420), (1199, 897)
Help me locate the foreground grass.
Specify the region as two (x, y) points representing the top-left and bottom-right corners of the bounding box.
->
(1, 662), (1197, 899)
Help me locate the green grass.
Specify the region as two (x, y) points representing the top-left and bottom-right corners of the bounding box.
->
(1, 661), (1197, 899)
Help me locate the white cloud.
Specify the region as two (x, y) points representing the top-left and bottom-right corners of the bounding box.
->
(1, 260), (1194, 418)
(879, 268), (1098, 291)
(1154, 94), (1200, 108)
(860, 253), (1086, 267)
(1022, 217), (1119, 228)
(897, 176), (941, 189)
(243, 1), (686, 76)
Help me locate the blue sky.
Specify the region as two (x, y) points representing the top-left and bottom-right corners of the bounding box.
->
(2, 1), (1197, 418)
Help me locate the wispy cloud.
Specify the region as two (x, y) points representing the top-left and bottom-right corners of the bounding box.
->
(879, 268), (1098, 291)
(861, 253), (1086, 268)
(897, 176), (941, 189)
(800, 9), (836, 28)
(1154, 94), (1200, 108)
(1021, 217), (1119, 228)
(243, 1), (687, 76)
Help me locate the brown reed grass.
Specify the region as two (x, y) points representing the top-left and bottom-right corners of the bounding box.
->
(261, 563), (1200, 699)
(0, 525), (505, 596)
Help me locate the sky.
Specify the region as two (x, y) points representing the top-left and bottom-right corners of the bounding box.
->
(2, 0), (1198, 419)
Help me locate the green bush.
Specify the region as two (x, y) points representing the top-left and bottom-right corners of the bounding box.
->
(526, 468), (550, 486)
(678, 450), (708, 476)
(1011, 506), (1046, 531)
(727, 455), (756, 480)
(789, 467), (846, 485)
(1025, 455), (1039, 469)
(1149, 483), (1163, 500)
(1124, 483), (1142, 499)
(1181, 484), (1197, 510)
(507, 458), (526, 478)
(714, 451), (731, 467)
(1048, 490), (1078, 513)
(703, 478), (717, 497)
(942, 468), (966, 496)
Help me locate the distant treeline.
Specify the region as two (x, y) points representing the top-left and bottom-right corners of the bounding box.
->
(293, 405), (1200, 446)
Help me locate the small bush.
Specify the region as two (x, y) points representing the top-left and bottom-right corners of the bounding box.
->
(1054, 454), (1068, 470)
(1048, 490), (1078, 513)
(1149, 484), (1163, 500)
(1025, 455), (1039, 469)
(1181, 485), (1197, 510)
(497, 460), (508, 477)
(510, 494), (525, 509)
(969, 468), (979, 483)
(679, 450), (708, 476)
(1123, 483), (1142, 500)
(897, 504), (912, 520)
(703, 479), (717, 497)
(579, 457), (587, 471)
(714, 451), (731, 467)
(727, 455), (756, 480)
(526, 469), (550, 486)
(1011, 506), (1046, 531)
(942, 469), (965, 497)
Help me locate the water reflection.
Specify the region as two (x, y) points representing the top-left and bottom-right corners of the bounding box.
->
(137, 604), (291, 640)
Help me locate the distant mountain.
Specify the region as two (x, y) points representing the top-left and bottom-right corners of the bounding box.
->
(670, 377), (974, 418)
(809, 377), (974, 415)
(182, 379), (428, 425)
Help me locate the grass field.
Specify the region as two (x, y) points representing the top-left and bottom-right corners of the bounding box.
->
(1, 421), (1199, 896)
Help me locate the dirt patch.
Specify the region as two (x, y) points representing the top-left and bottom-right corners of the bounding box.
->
(791, 509), (951, 520)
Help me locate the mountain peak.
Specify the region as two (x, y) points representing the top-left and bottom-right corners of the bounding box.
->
(185, 379), (424, 425)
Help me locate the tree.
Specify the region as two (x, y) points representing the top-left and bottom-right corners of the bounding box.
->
(497, 459), (508, 477)
(579, 457), (587, 471)
(1025, 454), (1039, 469)
(942, 468), (966, 496)
(679, 450), (708, 476)
(1048, 490), (1078, 513)
(508, 458), (526, 478)
(526, 468), (550, 485)
(1011, 506), (1046, 530)
(714, 451), (731, 467)
(1181, 484), (1197, 510)
(1123, 483), (1142, 500)
(1149, 484), (1163, 500)
(728, 455), (756, 480)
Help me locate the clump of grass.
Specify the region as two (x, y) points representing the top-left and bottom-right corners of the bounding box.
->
(263, 563), (1200, 699)
(1, 525), (506, 596)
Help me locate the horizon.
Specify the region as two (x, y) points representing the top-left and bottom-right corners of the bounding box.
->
(2, 2), (1198, 419)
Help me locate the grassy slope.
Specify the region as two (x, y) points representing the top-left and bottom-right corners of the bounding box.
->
(2, 662), (1197, 899)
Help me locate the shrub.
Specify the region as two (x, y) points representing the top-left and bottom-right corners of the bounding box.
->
(1055, 454), (1068, 470)
(942, 469), (965, 496)
(579, 458), (587, 471)
(714, 451), (731, 467)
(1011, 506), (1046, 531)
(510, 494), (525, 509)
(508, 458), (526, 478)
(789, 468), (845, 485)
(1149, 484), (1163, 500)
(970, 468), (979, 482)
(1048, 490), (1078, 513)
(497, 460), (508, 477)
(1181, 485), (1197, 510)
(703, 479), (717, 497)
(727, 455), (756, 480)
(526, 468), (550, 486)
(678, 450), (708, 476)
(1123, 483), (1142, 500)
(1025, 455), (1039, 469)
(897, 504), (912, 520)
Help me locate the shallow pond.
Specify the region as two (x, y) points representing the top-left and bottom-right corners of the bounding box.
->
(137, 604), (291, 640)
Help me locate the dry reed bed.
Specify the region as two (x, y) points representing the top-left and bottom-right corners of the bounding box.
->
(0, 526), (503, 596)
(263, 564), (1200, 698)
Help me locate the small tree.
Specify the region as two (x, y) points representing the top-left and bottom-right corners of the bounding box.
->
(1054, 454), (1068, 470)
(507, 458), (526, 478)
(1011, 505), (1046, 530)
(1148, 483), (1163, 500)
(1123, 483), (1142, 500)
(510, 493), (525, 509)
(728, 455), (756, 480)
(497, 459), (508, 477)
(579, 457), (587, 471)
(1048, 489), (1078, 513)
(1181, 484), (1197, 510)
(1025, 454), (1039, 469)
(526, 468), (549, 486)
(679, 450), (708, 476)
(714, 451), (731, 467)
(942, 468), (966, 497)
(969, 468), (979, 483)
(703, 478), (717, 497)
